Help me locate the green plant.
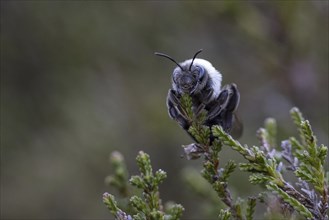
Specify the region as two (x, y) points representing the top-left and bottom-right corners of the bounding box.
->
(103, 94), (328, 220)
(103, 151), (184, 220)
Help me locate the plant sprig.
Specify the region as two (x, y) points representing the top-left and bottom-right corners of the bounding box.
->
(103, 95), (328, 220)
(103, 151), (184, 220)
(180, 94), (328, 220)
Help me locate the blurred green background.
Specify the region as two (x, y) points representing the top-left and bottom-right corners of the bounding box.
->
(1, 1), (328, 219)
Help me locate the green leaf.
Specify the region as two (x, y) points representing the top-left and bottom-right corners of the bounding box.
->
(289, 137), (303, 151)
(218, 209), (231, 220)
(136, 151), (153, 177)
(239, 163), (267, 173)
(221, 160), (237, 182)
(130, 195), (149, 213)
(103, 193), (119, 214)
(246, 197), (256, 220)
(129, 175), (145, 189)
(318, 144), (328, 166)
(290, 107), (305, 128)
(165, 204), (185, 220)
(180, 94), (194, 119)
(133, 213), (147, 220)
(266, 183), (313, 219)
(212, 126), (250, 158)
(264, 118), (277, 148)
(301, 120), (317, 158)
(249, 173), (271, 184)
(155, 169), (167, 185)
(150, 210), (164, 220)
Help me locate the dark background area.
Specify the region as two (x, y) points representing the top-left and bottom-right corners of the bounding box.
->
(1, 1), (328, 219)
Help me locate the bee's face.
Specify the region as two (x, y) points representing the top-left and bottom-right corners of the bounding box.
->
(155, 50), (222, 98)
(172, 63), (207, 95)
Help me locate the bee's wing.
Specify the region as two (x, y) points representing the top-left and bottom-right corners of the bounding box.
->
(231, 113), (243, 139)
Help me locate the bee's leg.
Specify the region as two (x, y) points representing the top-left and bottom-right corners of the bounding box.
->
(206, 84), (240, 133)
(167, 89), (179, 119)
(206, 89), (229, 120)
(217, 84), (240, 132)
(225, 83), (240, 112)
(167, 89), (190, 130)
(194, 89), (215, 117)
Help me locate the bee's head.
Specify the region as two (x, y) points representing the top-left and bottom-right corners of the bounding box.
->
(155, 49), (222, 96)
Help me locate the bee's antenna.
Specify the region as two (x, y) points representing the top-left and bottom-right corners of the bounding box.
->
(154, 52), (184, 71)
(189, 49), (203, 71)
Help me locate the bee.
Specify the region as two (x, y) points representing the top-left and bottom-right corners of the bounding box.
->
(155, 49), (242, 142)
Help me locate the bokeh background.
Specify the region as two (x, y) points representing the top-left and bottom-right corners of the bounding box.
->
(1, 1), (328, 219)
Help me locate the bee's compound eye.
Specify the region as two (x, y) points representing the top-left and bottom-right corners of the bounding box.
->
(195, 66), (205, 80)
(172, 70), (180, 83)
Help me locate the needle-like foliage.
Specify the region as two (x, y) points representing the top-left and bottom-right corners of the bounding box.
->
(103, 95), (328, 220)
(103, 151), (184, 220)
(180, 94), (328, 220)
